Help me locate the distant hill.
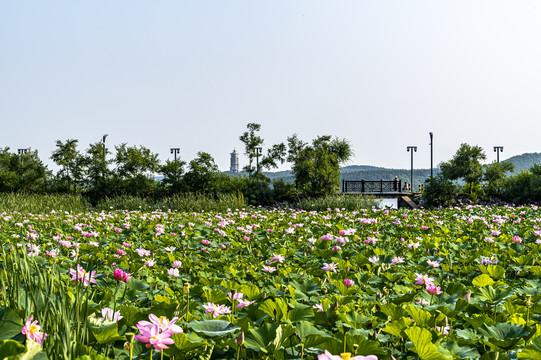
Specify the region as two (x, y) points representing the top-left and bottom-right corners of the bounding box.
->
(164, 153), (541, 187)
(223, 167), (438, 189)
(503, 153), (541, 173)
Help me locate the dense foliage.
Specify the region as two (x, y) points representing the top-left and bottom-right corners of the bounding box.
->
(2, 205), (541, 359)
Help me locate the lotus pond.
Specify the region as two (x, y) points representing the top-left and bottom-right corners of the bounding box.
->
(1, 205), (541, 359)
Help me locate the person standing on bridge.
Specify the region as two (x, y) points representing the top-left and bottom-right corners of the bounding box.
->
(393, 176), (399, 191)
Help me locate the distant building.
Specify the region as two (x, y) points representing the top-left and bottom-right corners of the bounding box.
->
(230, 149), (239, 172)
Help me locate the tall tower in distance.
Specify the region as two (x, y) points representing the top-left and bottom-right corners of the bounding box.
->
(230, 149), (239, 173)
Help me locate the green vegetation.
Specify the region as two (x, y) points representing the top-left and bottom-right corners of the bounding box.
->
(297, 194), (379, 211)
(0, 123), (354, 208)
(2, 205), (541, 359)
(0, 193), (88, 213)
(422, 144), (541, 207)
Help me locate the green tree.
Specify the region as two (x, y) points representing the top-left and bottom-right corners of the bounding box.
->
(50, 139), (85, 192)
(113, 144), (161, 196)
(0, 148), (49, 192)
(260, 143), (287, 170)
(83, 141), (113, 199)
(440, 143), (486, 195)
(184, 152), (221, 194)
(159, 158), (186, 194)
(483, 161), (514, 196)
(422, 174), (456, 208)
(239, 123), (264, 174)
(290, 135), (353, 197)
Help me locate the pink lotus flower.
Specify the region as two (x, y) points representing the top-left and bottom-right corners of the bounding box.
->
(271, 253), (285, 263)
(368, 256), (379, 264)
(99, 307), (123, 322)
(318, 350), (378, 360)
(22, 316), (48, 345)
(414, 273), (435, 286)
(236, 299), (256, 308)
(228, 292), (244, 301)
(69, 264), (97, 287)
(416, 298), (430, 306)
(202, 302), (232, 318)
(322, 262), (338, 272)
(426, 284), (443, 295)
(113, 268), (132, 283)
(138, 314), (183, 334)
(344, 279), (355, 287)
(262, 265), (276, 273)
(167, 268), (180, 277)
(134, 324), (174, 351)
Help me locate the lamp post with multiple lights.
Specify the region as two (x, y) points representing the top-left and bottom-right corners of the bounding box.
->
(494, 146), (503, 163)
(170, 148), (180, 162)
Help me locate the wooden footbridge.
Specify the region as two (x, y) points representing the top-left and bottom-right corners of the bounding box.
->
(341, 180), (420, 209)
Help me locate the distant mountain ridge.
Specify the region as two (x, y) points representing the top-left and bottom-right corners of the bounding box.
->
(250, 153), (541, 187)
(503, 152), (541, 173)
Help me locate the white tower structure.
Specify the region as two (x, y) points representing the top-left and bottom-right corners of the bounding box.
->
(230, 149), (239, 172)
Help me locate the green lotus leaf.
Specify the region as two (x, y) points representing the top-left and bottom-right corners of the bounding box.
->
(404, 326), (451, 360)
(478, 323), (530, 350)
(0, 309), (23, 341)
(517, 336), (541, 359)
(188, 320), (240, 338)
(87, 317), (122, 345)
(472, 274), (495, 287)
(259, 298), (288, 322)
(288, 303), (314, 322)
(244, 323), (296, 355)
(407, 304), (433, 328)
(0, 339), (25, 357)
(440, 341), (480, 359)
(485, 265), (506, 280)
(170, 332), (207, 353)
(74, 355), (109, 360)
(382, 317), (414, 337)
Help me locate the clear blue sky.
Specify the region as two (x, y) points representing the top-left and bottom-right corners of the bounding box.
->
(1, 1), (540, 172)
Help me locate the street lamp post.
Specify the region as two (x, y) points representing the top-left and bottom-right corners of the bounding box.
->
(170, 148), (180, 162)
(102, 134), (108, 178)
(429, 132), (433, 178)
(407, 146), (417, 192)
(255, 147), (262, 172)
(17, 148), (28, 165)
(494, 146), (503, 163)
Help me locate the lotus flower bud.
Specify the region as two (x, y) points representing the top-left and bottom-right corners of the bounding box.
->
(236, 331), (245, 345)
(463, 293), (471, 301)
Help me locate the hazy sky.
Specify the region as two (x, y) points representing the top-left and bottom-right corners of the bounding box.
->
(1, 1), (540, 172)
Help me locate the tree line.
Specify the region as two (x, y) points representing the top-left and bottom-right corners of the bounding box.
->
(0, 124), (353, 205)
(423, 143), (541, 207)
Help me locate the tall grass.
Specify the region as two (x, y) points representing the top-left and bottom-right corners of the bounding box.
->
(0, 239), (95, 358)
(0, 192), (245, 214)
(95, 192), (246, 212)
(95, 195), (152, 211)
(297, 194), (380, 211)
(157, 192), (245, 212)
(0, 193), (88, 213)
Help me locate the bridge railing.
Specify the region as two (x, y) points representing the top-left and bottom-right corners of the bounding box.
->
(342, 180), (402, 193)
